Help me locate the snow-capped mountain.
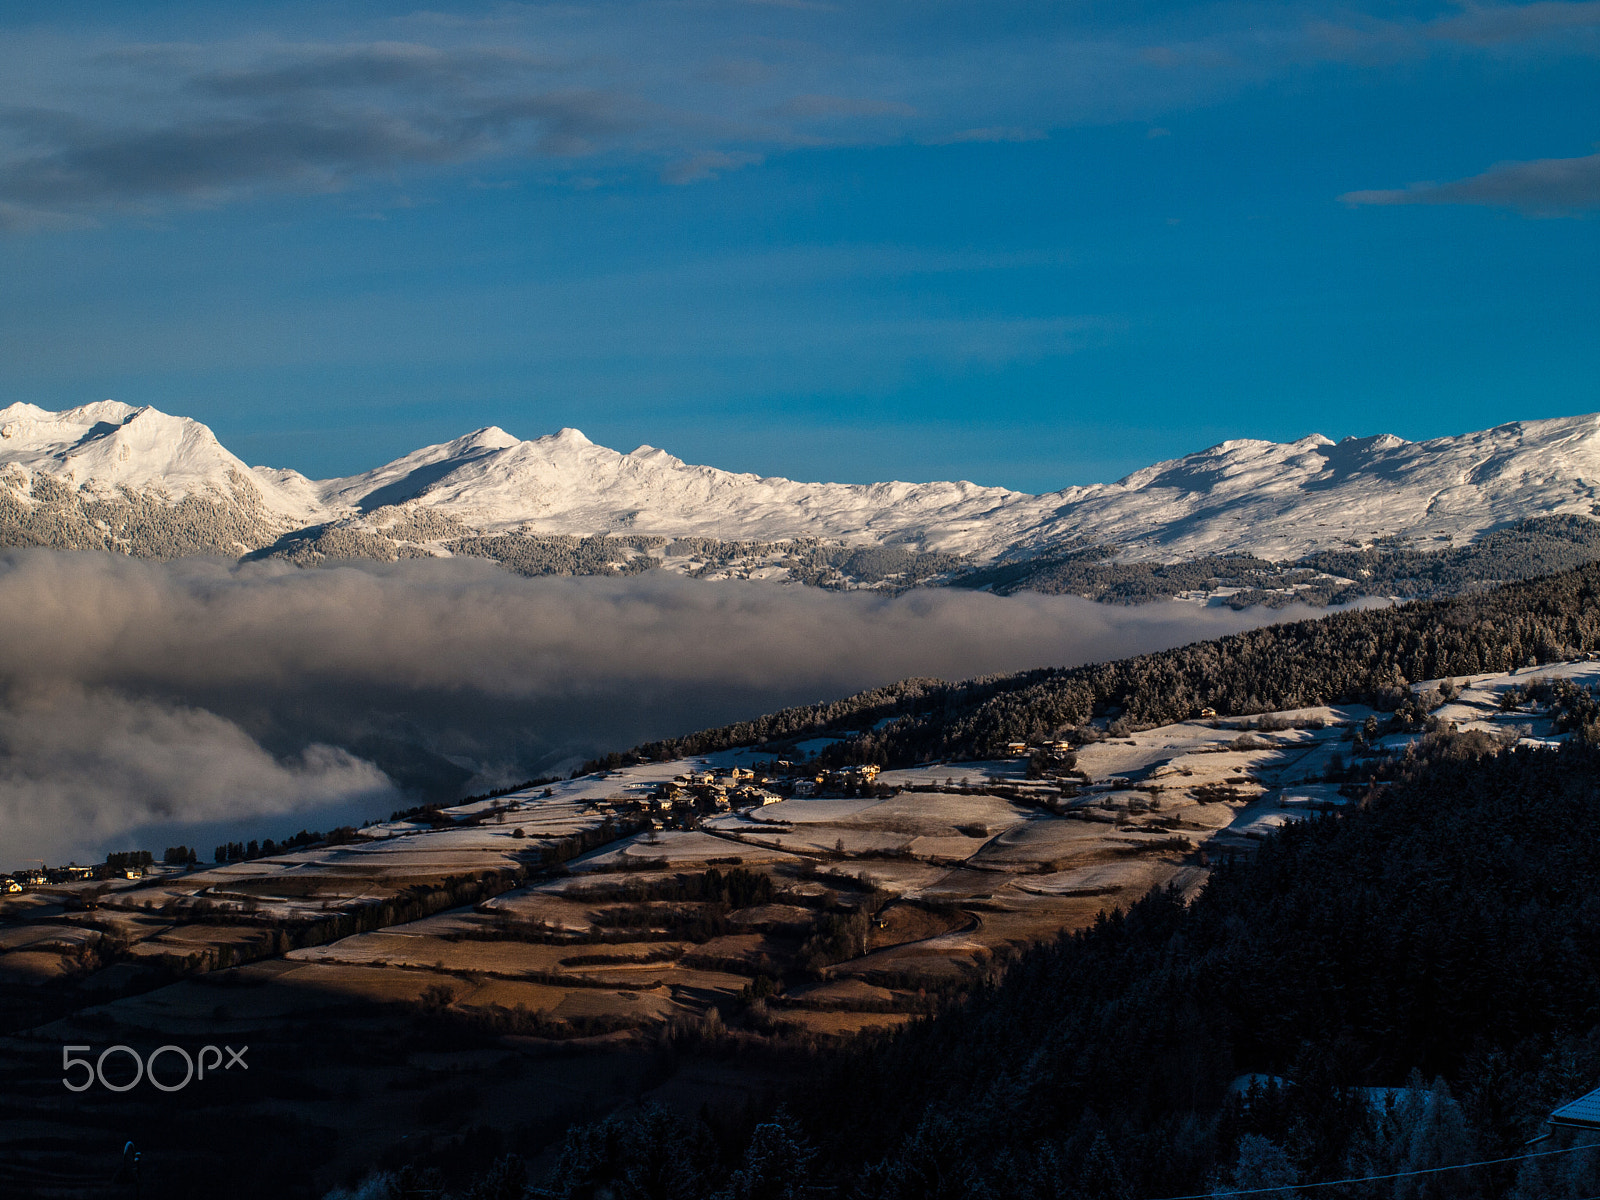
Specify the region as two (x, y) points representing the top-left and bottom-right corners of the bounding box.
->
(5, 400), (1600, 566)
(0, 401), (321, 520)
(1014, 416), (1600, 560)
(308, 410), (1600, 560)
(315, 424), (1030, 551)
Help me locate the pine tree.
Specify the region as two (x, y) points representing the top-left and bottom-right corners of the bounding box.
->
(721, 1109), (816, 1200)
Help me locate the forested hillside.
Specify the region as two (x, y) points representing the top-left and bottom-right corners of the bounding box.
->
(531, 735), (1600, 1200)
(955, 515), (1600, 606)
(0, 468), (280, 557)
(602, 558), (1600, 771)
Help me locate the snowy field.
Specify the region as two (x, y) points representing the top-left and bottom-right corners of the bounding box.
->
(2, 656), (1591, 1045)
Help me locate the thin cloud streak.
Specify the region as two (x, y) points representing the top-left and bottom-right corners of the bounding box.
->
(1428, 1), (1600, 46)
(1341, 152), (1600, 216)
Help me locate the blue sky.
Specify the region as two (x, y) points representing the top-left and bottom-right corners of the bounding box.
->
(0, 1), (1596, 491)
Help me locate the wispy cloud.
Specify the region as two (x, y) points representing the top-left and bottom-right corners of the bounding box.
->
(0, 198), (96, 234)
(0, 3), (1595, 229)
(924, 126), (1047, 145)
(0, 111), (464, 209)
(0, 37), (648, 213)
(1341, 152), (1600, 216)
(193, 42), (556, 97)
(1428, 1), (1600, 46)
(661, 149), (764, 184)
(773, 94), (917, 120)
(693, 57), (779, 87)
(1307, 0), (1600, 61)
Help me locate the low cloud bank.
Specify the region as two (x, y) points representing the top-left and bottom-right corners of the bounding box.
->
(0, 551), (1321, 862)
(0, 686), (390, 866)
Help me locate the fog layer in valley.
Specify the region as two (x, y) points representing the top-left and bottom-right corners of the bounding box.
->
(0, 551), (1324, 862)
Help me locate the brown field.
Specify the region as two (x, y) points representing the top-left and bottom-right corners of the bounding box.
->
(0, 699), (1397, 1196)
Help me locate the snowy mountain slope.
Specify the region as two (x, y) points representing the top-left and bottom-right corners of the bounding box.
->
(1007, 414), (1600, 560)
(0, 401), (321, 522)
(311, 411), (1600, 561)
(317, 424), (1030, 550)
(5, 401), (1600, 566)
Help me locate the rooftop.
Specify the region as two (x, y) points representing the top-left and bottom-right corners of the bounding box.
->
(1551, 1087), (1600, 1130)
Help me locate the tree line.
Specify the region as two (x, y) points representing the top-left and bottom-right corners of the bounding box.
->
(596, 557), (1600, 772)
(953, 515), (1600, 607)
(531, 733), (1600, 1200)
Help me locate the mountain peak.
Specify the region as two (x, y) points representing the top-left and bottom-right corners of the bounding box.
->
(458, 426), (521, 451)
(57, 399), (142, 425)
(1337, 432), (1408, 451)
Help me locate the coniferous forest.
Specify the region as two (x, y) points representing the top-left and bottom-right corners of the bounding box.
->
(604, 559), (1600, 771)
(531, 735), (1600, 1200)
(22, 560), (1600, 1199)
(351, 561), (1600, 1200)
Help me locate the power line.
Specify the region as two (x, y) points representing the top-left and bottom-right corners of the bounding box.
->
(1146, 1138), (1599, 1200)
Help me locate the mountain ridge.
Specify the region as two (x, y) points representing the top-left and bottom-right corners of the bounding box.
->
(5, 402), (1600, 575)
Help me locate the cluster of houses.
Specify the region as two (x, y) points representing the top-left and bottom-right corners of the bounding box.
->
(646, 765), (784, 818)
(1, 865), (90, 892)
(594, 761), (889, 829)
(1006, 739), (1077, 766)
(789, 763), (880, 797)
(1, 860), (147, 893)
(1005, 739), (1074, 754)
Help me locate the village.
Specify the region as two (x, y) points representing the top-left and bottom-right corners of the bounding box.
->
(4, 649), (1579, 908)
(0, 860), (135, 893)
(0, 762), (894, 896)
(0, 660), (1592, 1191)
(601, 760), (884, 822)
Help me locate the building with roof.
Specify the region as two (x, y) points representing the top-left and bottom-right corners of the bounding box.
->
(1549, 1087), (1600, 1135)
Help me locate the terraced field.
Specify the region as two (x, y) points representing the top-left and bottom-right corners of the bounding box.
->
(1, 659), (1581, 1195)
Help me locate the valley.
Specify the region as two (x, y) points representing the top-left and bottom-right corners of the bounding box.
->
(0, 650), (1588, 1194)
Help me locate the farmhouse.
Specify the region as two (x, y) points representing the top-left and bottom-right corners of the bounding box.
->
(817, 764), (881, 792)
(732, 785), (781, 808)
